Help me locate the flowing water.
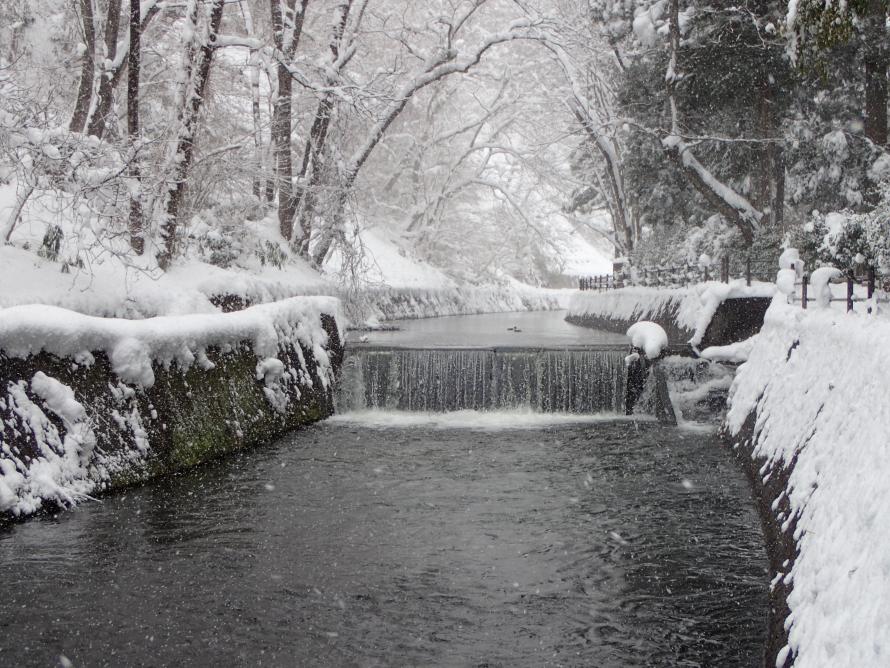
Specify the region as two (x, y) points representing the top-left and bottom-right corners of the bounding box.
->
(337, 349), (629, 414)
(0, 312), (767, 667)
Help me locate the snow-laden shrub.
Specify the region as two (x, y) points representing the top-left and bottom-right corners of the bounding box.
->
(186, 212), (291, 271)
(793, 184), (890, 272)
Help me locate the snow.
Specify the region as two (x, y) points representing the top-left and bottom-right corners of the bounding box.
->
(325, 227), (457, 290)
(2, 375), (98, 515)
(700, 337), (756, 363)
(725, 301), (890, 667)
(809, 266), (842, 308)
(776, 269), (798, 297)
(867, 153), (890, 182)
(779, 247), (801, 272)
(626, 321), (668, 359)
(0, 296), (343, 389)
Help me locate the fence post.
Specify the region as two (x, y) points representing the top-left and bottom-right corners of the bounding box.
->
(721, 256), (729, 283)
(704, 265), (709, 282)
(868, 266), (875, 314)
(802, 274), (808, 310)
(847, 274), (854, 312)
(746, 257), (752, 287)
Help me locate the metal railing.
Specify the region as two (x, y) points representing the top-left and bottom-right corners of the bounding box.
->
(794, 268), (888, 313)
(578, 255), (774, 291)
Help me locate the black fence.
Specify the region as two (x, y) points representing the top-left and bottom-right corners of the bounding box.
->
(794, 267), (888, 313)
(579, 259), (889, 314)
(579, 256), (775, 291)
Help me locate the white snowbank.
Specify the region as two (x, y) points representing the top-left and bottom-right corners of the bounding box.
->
(726, 301), (890, 667)
(0, 297), (343, 389)
(626, 321), (668, 359)
(0, 245), (332, 318)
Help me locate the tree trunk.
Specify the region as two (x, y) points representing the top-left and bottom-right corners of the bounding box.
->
(864, 0), (888, 145)
(772, 144), (785, 232)
(87, 0), (123, 139)
(127, 0), (143, 254)
(270, 0), (309, 241)
(158, 0), (226, 269)
(294, 1), (354, 253)
(240, 1), (264, 200)
(70, 0), (96, 133)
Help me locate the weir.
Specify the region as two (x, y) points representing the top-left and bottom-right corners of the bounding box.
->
(337, 346), (629, 413)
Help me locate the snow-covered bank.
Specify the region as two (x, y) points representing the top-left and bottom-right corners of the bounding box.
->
(724, 301), (890, 668)
(355, 282), (572, 323)
(0, 298), (343, 518)
(0, 245), (569, 324)
(566, 282), (775, 345)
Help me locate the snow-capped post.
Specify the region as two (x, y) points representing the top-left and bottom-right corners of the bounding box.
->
(802, 274), (808, 309)
(810, 267), (842, 309)
(847, 274), (855, 312)
(625, 321), (676, 425)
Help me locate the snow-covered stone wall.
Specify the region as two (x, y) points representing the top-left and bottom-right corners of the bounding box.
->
(566, 282), (775, 346)
(0, 298), (344, 519)
(724, 301), (890, 668)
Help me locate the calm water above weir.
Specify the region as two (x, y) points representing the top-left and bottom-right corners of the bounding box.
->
(349, 310), (629, 348)
(0, 416), (766, 667)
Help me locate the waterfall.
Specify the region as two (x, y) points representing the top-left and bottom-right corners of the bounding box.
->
(336, 348), (628, 414)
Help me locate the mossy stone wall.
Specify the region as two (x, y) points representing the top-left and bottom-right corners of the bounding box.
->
(0, 314), (343, 513)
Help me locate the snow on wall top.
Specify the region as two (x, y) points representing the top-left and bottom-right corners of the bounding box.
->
(726, 301), (890, 668)
(567, 281), (775, 344)
(0, 296), (344, 388)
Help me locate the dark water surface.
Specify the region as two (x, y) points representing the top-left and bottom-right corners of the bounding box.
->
(0, 418), (766, 667)
(347, 310), (629, 349)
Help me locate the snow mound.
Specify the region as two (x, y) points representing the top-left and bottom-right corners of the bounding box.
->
(627, 321), (668, 359)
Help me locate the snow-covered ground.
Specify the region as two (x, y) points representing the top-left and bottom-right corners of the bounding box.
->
(725, 300), (890, 668)
(0, 218), (576, 323)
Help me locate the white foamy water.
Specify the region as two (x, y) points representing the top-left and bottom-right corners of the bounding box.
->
(327, 409), (653, 430)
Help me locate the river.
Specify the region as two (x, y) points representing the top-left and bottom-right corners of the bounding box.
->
(0, 312), (766, 667)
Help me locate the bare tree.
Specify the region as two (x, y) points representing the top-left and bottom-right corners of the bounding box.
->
(127, 0), (143, 254)
(309, 7), (539, 265)
(293, 0), (360, 255)
(158, 0), (227, 269)
(87, 0), (123, 139)
(70, 0), (97, 133)
(269, 0), (310, 240)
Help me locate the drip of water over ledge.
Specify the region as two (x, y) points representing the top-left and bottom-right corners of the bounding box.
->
(337, 347), (628, 414)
